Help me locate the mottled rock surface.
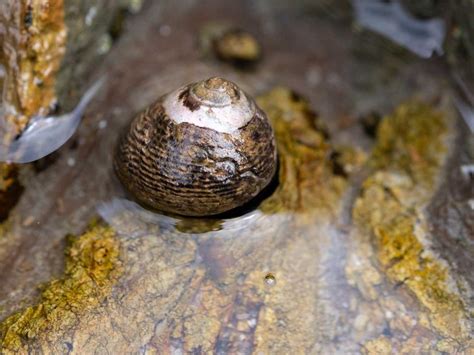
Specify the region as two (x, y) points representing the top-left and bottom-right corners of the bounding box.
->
(0, 1), (472, 353)
(0, 0), (141, 139)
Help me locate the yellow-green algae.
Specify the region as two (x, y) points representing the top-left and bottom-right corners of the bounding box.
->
(354, 102), (472, 348)
(257, 87), (350, 215)
(362, 336), (392, 355)
(370, 102), (446, 184)
(0, 0), (67, 135)
(0, 222), (122, 353)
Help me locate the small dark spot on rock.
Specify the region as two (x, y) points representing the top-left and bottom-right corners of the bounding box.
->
(109, 8), (129, 41)
(50, 101), (61, 115)
(290, 90), (304, 102)
(306, 109), (329, 138)
(33, 151), (60, 173)
(24, 6), (33, 27)
(360, 111), (382, 138)
(34, 79), (44, 87)
(69, 138), (79, 151)
(65, 341), (73, 352)
(382, 326), (392, 337)
(329, 151), (348, 178)
(0, 166), (24, 222)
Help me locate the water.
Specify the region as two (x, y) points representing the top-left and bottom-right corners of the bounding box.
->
(0, 1), (472, 353)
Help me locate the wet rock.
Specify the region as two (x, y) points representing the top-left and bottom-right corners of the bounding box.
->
(446, 1), (474, 86)
(0, 222), (122, 353)
(0, 0), (143, 140)
(0, 164), (23, 223)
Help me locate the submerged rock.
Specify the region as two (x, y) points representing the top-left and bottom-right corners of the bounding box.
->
(0, 222), (122, 353)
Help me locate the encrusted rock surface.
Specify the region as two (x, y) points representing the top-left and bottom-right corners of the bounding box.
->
(0, 1), (472, 353)
(0, 0), (142, 139)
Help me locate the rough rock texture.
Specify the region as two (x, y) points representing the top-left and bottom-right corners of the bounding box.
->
(0, 0), (66, 135)
(350, 102), (472, 353)
(0, 0), (142, 139)
(446, 0), (474, 86)
(0, 1), (472, 353)
(0, 223), (122, 353)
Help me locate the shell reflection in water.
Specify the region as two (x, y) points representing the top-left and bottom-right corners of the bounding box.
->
(97, 197), (273, 237)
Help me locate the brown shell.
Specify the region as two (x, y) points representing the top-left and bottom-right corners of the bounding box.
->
(114, 78), (277, 216)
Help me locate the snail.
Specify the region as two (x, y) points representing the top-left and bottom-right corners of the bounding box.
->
(114, 77), (277, 216)
(213, 29), (261, 66)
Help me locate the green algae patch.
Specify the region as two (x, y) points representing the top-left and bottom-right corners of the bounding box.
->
(354, 101), (471, 345)
(257, 87), (354, 215)
(0, 223), (122, 353)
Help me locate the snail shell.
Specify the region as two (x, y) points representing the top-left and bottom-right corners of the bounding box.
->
(213, 29), (261, 66)
(114, 77), (277, 216)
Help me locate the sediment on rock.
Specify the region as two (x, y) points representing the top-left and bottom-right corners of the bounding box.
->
(0, 222), (122, 353)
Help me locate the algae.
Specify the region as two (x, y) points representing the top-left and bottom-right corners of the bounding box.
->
(362, 336), (392, 355)
(257, 87), (351, 215)
(0, 222), (122, 353)
(354, 101), (472, 348)
(0, 0), (67, 135)
(370, 102), (446, 184)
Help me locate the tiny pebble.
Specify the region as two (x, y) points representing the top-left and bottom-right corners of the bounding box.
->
(248, 318), (257, 328)
(67, 157), (76, 167)
(99, 120), (108, 129)
(85, 6), (97, 26)
(97, 34), (112, 55)
(128, 0), (144, 13)
(159, 24), (172, 37)
(22, 215), (35, 227)
(306, 67), (322, 87)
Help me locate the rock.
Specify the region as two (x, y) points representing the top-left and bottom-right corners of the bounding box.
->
(0, 0), (142, 140)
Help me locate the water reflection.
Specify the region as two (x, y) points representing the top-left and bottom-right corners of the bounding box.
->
(353, 0), (445, 58)
(0, 78), (105, 163)
(98, 197), (276, 237)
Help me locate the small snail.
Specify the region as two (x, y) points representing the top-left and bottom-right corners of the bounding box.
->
(213, 29), (261, 66)
(114, 77), (277, 216)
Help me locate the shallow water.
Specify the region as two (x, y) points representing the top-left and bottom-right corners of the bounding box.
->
(0, 1), (472, 353)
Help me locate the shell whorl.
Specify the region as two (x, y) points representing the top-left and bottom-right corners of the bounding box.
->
(162, 77), (256, 134)
(114, 77), (277, 216)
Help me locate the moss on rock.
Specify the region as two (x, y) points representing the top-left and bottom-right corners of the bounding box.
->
(257, 87), (356, 215)
(355, 101), (471, 347)
(0, 222), (122, 353)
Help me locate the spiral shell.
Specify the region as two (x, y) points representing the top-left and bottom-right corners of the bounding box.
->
(114, 77), (277, 216)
